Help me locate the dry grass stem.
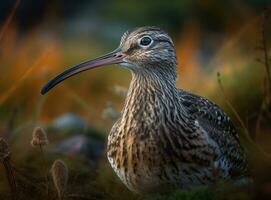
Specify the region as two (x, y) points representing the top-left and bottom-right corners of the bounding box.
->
(256, 7), (271, 136)
(31, 127), (49, 198)
(0, 137), (10, 160)
(0, 0), (20, 42)
(217, 72), (269, 159)
(0, 138), (17, 200)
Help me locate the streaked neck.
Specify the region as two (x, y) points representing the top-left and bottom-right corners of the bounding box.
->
(120, 68), (180, 125)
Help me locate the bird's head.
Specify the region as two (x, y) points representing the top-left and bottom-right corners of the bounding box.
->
(119, 27), (176, 70)
(41, 26), (177, 95)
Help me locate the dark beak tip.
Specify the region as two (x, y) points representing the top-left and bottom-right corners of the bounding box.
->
(40, 88), (46, 95)
(40, 84), (50, 95)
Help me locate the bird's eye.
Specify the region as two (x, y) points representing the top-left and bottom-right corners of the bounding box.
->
(139, 36), (153, 47)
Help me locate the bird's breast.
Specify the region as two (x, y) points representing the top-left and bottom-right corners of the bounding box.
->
(106, 122), (215, 194)
(107, 126), (161, 193)
(106, 83), (219, 193)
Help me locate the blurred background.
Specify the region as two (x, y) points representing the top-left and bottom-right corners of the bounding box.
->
(0, 0), (270, 199)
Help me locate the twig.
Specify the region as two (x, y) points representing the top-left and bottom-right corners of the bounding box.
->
(262, 8), (271, 86)
(2, 159), (18, 200)
(217, 73), (249, 135)
(255, 7), (271, 136)
(3, 108), (18, 141)
(40, 144), (49, 200)
(0, 138), (17, 200)
(216, 72), (269, 158)
(13, 167), (42, 190)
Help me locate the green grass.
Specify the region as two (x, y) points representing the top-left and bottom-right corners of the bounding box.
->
(145, 187), (213, 200)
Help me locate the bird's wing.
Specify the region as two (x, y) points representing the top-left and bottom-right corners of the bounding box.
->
(179, 90), (247, 177)
(179, 90), (239, 142)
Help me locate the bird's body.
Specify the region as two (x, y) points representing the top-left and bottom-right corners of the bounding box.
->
(107, 69), (246, 194)
(41, 26), (248, 194)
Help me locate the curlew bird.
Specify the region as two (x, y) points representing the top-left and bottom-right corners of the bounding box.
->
(41, 26), (248, 194)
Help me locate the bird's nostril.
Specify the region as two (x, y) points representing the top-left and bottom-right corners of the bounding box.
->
(115, 53), (124, 58)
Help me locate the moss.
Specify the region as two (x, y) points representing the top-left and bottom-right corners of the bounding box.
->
(145, 187), (213, 200)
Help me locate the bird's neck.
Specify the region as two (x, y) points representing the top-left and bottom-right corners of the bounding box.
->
(120, 70), (182, 130)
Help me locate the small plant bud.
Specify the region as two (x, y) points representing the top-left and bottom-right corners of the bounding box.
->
(51, 159), (68, 200)
(31, 127), (49, 147)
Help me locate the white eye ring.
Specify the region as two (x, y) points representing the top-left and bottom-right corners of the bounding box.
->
(138, 36), (153, 48)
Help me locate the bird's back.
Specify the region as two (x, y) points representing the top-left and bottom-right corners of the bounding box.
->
(179, 89), (248, 178)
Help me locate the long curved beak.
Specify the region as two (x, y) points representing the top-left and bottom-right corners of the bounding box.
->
(41, 48), (125, 95)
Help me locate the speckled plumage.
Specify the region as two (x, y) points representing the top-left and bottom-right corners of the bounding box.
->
(106, 27), (247, 194)
(41, 26), (248, 195)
